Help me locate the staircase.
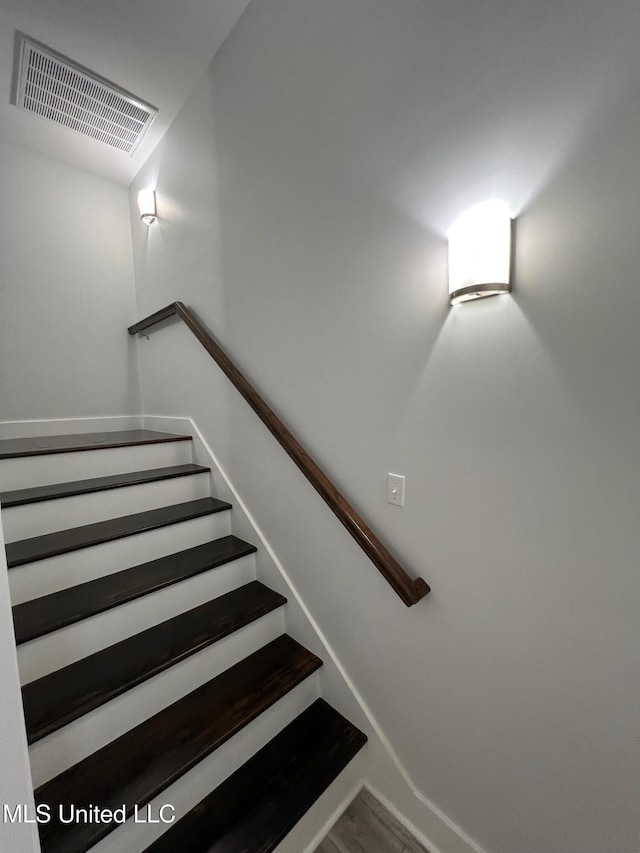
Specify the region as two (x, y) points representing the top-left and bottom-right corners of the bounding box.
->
(0, 428), (367, 853)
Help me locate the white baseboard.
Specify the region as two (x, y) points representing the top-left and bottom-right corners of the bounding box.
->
(143, 415), (487, 853)
(0, 415), (143, 439)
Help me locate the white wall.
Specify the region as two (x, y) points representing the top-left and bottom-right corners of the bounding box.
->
(0, 143), (140, 421)
(129, 2), (640, 852)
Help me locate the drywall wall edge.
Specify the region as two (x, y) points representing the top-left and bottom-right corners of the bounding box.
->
(0, 514), (40, 852)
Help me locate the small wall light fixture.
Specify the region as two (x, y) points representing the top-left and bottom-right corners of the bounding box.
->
(448, 199), (513, 305)
(138, 188), (157, 225)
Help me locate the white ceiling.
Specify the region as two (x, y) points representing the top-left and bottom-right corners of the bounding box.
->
(0, 0), (251, 185)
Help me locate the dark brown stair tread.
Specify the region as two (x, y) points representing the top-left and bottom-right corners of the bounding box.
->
(144, 699), (367, 853)
(0, 430), (191, 459)
(13, 536), (256, 644)
(0, 464), (210, 507)
(35, 635), (322, 853)
(6, 498), (231, 568)
(23, 581), (287, 744)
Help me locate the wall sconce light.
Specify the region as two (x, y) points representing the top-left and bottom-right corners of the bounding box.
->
(138, 188), (157, 225)
(448, 199), (513, 305)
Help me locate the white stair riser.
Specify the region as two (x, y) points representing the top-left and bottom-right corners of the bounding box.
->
(18, 554), (256, 683)
(9, 512), (232, 605)
(3, 473), (212, 542)
(29, 610), (287, 786)
(0, 442), (193, 491)
(85, 677), (321, 853)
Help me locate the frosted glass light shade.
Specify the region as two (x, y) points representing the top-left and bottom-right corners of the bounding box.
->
(138, 188), (157, 225)
(448, 200), (512, 305)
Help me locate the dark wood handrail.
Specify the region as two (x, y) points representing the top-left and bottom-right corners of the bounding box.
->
(129, 302), (430, 606)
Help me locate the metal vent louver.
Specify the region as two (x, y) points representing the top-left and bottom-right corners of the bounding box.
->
(14, 35), (157, 154)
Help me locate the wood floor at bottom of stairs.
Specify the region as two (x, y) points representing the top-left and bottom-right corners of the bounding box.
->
(315, 788), (429, 853)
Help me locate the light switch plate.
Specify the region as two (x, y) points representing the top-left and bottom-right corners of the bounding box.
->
(387, 473), (405, 507)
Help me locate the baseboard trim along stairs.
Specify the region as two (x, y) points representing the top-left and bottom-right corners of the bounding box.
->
(0, 428), (368, 853)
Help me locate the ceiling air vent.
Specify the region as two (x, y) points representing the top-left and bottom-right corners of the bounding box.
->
(13, 34), (157, 154)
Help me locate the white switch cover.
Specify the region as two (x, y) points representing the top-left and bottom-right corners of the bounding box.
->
(387, 473), (405, 507)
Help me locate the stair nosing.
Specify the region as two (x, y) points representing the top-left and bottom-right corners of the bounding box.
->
(12, 535), (257, 644)
(0, 464), (211, 508)
(23, 580), (288, 744)
(6, 497), (232, 568)
(0, 430), (192, 459)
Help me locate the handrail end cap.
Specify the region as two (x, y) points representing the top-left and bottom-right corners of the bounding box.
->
(413, 578), (431, 603)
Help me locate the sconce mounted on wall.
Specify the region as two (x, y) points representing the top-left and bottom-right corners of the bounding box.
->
(448, 199), (513, 305)
(138, 188), (157, 225)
